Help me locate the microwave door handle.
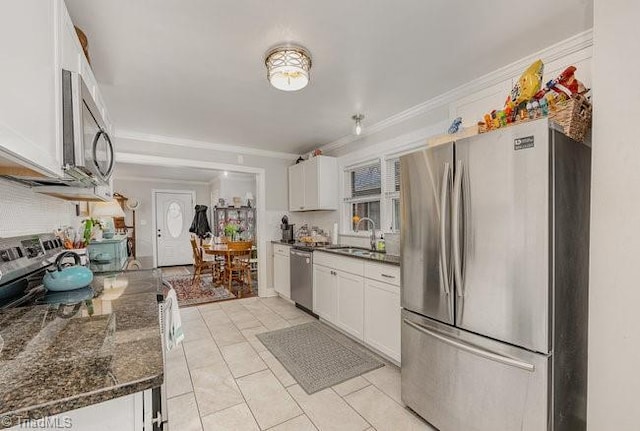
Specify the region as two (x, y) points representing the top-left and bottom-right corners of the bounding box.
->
(92, 130), (115, 180)
(103, 131), (115, 179)
(452, 160), (464, 297)
(439, 162), (451, 296)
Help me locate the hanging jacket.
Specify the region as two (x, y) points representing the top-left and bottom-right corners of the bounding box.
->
(189, 205), (212, 238)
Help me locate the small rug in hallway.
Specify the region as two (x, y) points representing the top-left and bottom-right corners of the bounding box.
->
(162, 274), (235, 307)
(257, 321), (384, 394)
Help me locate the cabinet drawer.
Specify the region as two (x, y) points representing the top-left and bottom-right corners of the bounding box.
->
(273, 244), (291, 257)
(314, 252), (364, 276)
(364, 262), (400, 286)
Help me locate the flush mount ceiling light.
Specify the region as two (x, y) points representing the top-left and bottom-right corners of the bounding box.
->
(352, 114), (365, 136)
(264, 44), (312, 91)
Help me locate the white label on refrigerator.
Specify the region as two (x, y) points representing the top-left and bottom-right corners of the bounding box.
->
(514, 135), (535, 150)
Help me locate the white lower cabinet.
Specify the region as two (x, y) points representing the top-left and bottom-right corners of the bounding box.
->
(364, 279), (401, 362)
(273, 246), (291, 298)
(313, 264), (337, 323)
(8, 390), (151, 431)
(313, 252), (401, 363)
(336, 271), (364, 339)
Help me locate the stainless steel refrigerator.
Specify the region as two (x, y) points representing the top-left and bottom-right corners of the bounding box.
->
(400, 119), (590, 431)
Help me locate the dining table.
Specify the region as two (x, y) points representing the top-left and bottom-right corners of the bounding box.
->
(201, 243), (254, 286)
(201, 244), (229, 285)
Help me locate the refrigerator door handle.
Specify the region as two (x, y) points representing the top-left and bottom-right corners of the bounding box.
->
(439, 162), (451, 296)
(452, 160), (464, 297)
(403, 319), (535, 372)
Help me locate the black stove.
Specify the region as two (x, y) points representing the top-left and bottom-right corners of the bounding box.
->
(0, 233), (67, 309)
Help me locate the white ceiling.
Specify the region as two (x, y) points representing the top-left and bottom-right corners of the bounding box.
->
(66, 0), (593, 155)
(114, 163), (254, 183)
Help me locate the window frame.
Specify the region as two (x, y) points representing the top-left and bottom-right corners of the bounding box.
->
(341, 155), (402, 235)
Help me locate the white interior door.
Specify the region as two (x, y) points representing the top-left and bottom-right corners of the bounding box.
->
(155, 191), (194, 267)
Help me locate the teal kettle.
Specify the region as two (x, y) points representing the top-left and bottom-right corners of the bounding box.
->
(44, 251), (94, 292)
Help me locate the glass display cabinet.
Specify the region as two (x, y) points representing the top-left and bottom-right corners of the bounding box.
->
(213, 206), (256, 240)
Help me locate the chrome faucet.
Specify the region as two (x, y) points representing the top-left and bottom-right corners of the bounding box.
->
(355, 217), (377, 251)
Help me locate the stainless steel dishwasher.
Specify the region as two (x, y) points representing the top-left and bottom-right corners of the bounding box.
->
(290, 247), (313, 313)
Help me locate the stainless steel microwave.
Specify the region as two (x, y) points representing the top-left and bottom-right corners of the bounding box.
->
(61, 69), (114, 184)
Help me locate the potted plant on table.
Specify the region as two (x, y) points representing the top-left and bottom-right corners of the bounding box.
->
(223, 222), (240, 242)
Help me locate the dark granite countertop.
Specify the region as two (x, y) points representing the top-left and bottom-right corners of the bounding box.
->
(88, 259), (127, 274)
(316, 247), (401, 266)
(271, 240), (400, 265)
(0, 269), (164, 428)
(270, 240), (294, 246)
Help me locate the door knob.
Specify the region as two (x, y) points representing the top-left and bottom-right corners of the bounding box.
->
(157, 234), (161, 238)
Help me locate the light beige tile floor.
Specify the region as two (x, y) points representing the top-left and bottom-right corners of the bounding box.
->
(166, 296), (436, 431)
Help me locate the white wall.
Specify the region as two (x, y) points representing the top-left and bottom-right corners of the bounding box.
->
(0, 180), (79, 237)
(113, 178), (211, 257)
(326, 33), (593, 163)
(113, 136), (292, 211)
(211, 172), (256, 207)
(587, 1), (640, 428)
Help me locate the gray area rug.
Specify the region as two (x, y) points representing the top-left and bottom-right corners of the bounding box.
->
(257, 321), (384, 394)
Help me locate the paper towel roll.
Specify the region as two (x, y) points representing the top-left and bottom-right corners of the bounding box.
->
(332, 223), (339, 244)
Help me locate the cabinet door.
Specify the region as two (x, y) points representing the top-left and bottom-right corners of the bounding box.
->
(336, 271), (364, 340)
(303, 157), (319, 210)
(313, 265), (337, 323)
(273, 254), (291, 298)
(5, 392), (145, 431)
(0, 0), (62, 176)
(316, 156), (338, 210)
(364, 279), (401, 362)
(288, 163), (306, 211)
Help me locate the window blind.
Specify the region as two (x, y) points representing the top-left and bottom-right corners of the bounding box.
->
(346, 162), (381, 199)
(384, 158), (400, 197)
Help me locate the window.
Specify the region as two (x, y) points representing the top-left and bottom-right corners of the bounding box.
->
(343, 157), (402, 234)
(344, 162), (382, 232)
(385, 158), (401, 232)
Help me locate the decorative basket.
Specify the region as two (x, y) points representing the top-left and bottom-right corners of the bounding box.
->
(478, 94), (592, 143)
(548, 94), (592, 143)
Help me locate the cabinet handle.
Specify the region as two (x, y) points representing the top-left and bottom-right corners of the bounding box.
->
(300, 206), (304, 209)
(381, 274), (396, 279)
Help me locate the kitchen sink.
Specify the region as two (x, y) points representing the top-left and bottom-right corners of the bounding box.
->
(331, 247), (384, 258)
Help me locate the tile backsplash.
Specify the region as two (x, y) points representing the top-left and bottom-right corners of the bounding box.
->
(0, 180), (79, 237)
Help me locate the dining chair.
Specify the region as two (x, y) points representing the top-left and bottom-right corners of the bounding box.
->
(224, 241), (253, 297)
(190, 236), (215, 285)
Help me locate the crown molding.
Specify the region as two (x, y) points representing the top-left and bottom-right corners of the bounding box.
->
(113, 175), (211, 186)
(115, 152), (266, 175)
(321, 29), (593, 154)
(115, 130), (300, 161)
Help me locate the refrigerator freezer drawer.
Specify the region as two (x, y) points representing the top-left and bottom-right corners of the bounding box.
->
(401, 310), (549, 431)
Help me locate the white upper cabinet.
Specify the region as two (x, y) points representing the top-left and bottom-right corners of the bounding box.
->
(289, 163), (306, 211)
(0, 0), (111, 176)
(288, 156), (338, 211)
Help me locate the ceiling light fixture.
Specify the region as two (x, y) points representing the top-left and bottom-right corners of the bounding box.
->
(264, 44), (312, 91)
(352, 114), (365, 136)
